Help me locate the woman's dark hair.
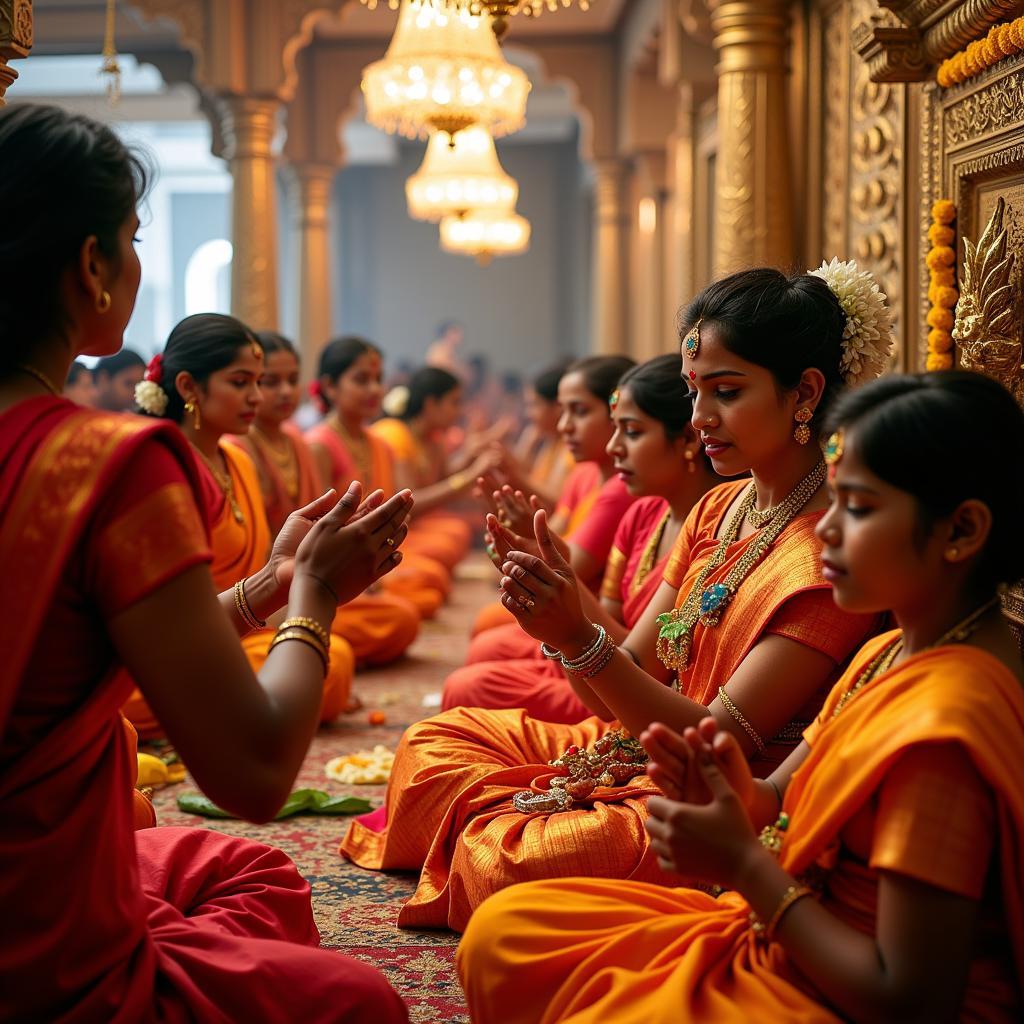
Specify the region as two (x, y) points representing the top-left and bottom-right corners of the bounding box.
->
(617, 354), (694, 441)
(94, 348), (145, 379)
(826, 370), (1024, 588)
(566, 355), (636, 405)
(680, 267), (847, 427)
(66, 360), (93, 386)
(403, 366), (460, 420)
(142, 313), (257, 423)
(255, 330), (298, 360)
(0, 104), (151, 370)
(315, 335), (381, 410)
(532, 360), (571, 403)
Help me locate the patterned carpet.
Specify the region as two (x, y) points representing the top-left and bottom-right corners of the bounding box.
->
(151, 555), (499, 1023)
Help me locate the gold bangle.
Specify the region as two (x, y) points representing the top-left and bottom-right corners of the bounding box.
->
(234, 577), (266, 629)
(269, 628), (329, 673)
(279, 616), (330, 650)
(448, 471), (470, 493)
(717, 686), (767, 755)
(750, 884), (813, 942)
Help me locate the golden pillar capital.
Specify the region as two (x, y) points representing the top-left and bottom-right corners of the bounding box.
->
(0, 0), (33, 107)
(285, 161), (337, 372)
(212, 94), (282, 332)
(591, 158), (629, 357)
(707, 0), (794, 277)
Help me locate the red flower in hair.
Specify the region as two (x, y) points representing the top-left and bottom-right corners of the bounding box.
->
(145, 353), (164, 384)
(308, 379), (322, 399)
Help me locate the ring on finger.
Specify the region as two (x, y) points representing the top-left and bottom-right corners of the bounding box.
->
(516, 595), (535, 610)
(385, 536), (396, 548)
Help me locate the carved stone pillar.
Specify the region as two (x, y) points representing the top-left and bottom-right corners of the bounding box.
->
(214, 94), (281, 331)
(287, 162), (336, 372)
(708, 0), (794, 276)
(0, 0), (33, 106)
(592, 159), (629, 356)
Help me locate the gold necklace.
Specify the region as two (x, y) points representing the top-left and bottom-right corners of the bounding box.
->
(193, 444), (245, 524)
(16, 364), (61, 397)
(832, 595), (1001, 718)
(631, 511), (672, 596)
(330, 417), (373, 482)
(656, 461), (826, 673)
(252, 425), (298, 499)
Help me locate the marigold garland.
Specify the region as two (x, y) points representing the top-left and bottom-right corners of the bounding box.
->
(926, 199), (958, 371)
(937, 16), (1024, 87)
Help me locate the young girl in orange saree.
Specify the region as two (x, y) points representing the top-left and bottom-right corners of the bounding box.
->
(460, 370), (1024, 1024)
(307, 336), (451, 617)
(442, 355), (717, 722)
(339, 265), (889, 931)
(0, 103), (408, 1023)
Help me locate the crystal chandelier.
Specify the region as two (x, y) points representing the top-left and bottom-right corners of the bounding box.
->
(357, 1), (594, 40)
(440, 202), (531, 264)
(406, 126), (518, 222)
(361, 0), (531, 141)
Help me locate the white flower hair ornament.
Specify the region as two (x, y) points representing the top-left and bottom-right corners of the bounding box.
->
(134, 353), (169, 415)
(381, 385), (410, 418)
(809, 257), (895, 387)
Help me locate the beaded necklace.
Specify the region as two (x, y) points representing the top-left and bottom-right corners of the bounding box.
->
(252, 425), (299, 499)
(656, 461), (826, 672)
(192, 444), (245, 524)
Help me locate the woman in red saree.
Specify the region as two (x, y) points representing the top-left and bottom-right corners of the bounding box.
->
(443, 355), (718, 721)
(339, 267), (887, 931)
(307, 336), (451, 617)
(0, 103), (408, 1022)
(460, 370), (1024, 1023)
(471, 354), (637, 637)
(121, 315), (358, 735)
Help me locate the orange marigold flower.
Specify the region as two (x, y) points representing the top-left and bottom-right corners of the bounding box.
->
(1010, 19), (1024, 51)
(926, 351), (954, 372)
(928, 328), (954, 354)
(932, 267), (955, 287)
(928, 223), (955, 246)
(934, 285), (959, 309)
(926, 245), (956, 269)
(927, 307), (954, 331)
(931, 199), (956, 225)
(998, 23), (1016, 54)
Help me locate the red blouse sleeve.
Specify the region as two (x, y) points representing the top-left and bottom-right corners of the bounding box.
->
(81, 437), (212, 617)
(571, 475), (636, 564)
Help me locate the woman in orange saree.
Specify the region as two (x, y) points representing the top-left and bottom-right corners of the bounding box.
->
(443, 355), (718, 721)
(121, 316), (357, 735)
(307, 336), (450, 618)
(339, 266), (888, 931)
(460, 370), (1024, 1023)
(471, 354), (637, 637)
(0, 102), (408, 1022)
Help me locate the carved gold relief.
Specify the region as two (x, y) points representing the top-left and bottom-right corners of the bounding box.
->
(944, 67), (1024, 149)
(953, 196), (1024, 401)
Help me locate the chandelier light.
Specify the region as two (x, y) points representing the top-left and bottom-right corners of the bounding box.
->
(358, 1), (595, 40)
(361, 0), (531, 141)
(440, 202), (531, 264)
(406, 126), (518, 222)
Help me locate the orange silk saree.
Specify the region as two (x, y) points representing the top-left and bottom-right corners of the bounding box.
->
(340, 481), (876, 930)
(458, 636), (1024, 1023)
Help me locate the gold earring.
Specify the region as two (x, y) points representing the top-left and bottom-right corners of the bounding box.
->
(184, 399), (201, 431)
(684, 449), (696, 474)
(793, 407), (813, 445)
(946, 546), (959, 561)
(96, 290), (112, 313)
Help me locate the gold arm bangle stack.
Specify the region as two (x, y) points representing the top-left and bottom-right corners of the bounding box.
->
(234, 578), (266, 631)
(750, 884), (814, 942)
(717, 686), (767, 755)
(279, 616), (330, 650)
(269, 628), (329, 674)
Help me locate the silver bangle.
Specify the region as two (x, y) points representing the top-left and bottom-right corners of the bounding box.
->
(560, 624), (606, 673)
(540, 643), (562, 660)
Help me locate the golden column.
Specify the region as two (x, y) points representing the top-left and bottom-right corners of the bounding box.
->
(592, 159), (630, 356)
(287, 162), (336, 371)
(708, 0), (794, 276)
(214, 95), (281, 331)
(0, 0), (33, 106)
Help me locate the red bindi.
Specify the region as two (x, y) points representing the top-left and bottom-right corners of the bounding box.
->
(688, 369), (696, 381)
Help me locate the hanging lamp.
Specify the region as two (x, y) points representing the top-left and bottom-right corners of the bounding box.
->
(406, 126), (518, 222)
(361, 0), (530, 141)
(358, 1), (595, 40)
(439, 202), (530, 264)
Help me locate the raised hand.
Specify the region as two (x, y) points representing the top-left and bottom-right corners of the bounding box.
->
(642, 718), (755, 811)
(494, 484), (536, 537)
(498, 508), (591, 651)
(644, 746), (758, 888)
(292, 482), (414, 606)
